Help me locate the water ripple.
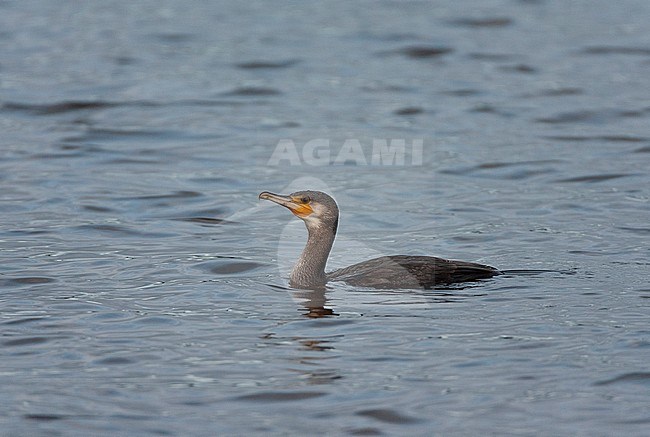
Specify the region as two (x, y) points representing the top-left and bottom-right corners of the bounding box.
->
(0, 277), (55, 286)
(582, 46), (650, 56)
(235, 391), (327, 402)
(595, 372), (650, 386)
(221, 87), (282, 97)
(356, 408), (422, 424)
(235, 59), (300, 69)
(382, 46), (454, 58)
(555, 173), (637, 183)
(544, 135), (648, 143)
(450, 17), (513, 28)
(536, 108), (650, 124)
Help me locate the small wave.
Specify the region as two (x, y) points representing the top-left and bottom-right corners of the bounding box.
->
(221, 87), (282, 97)
(544, 135), (648, 143)
(356, 408), (422, 424)
(555, 173), (636, 183)
(450, 17), (513, 28)
(176, 217), (234, 225)
(595, 372), (650, 386)
(536, 108), (650, 124)
(582, 46), (650, 56)
(394, 106), (424, 116)
(522, 87), (583, 97)
(209, 261), (267, 275)
(235, 59), (299, 69)
(0, 277), (55, 286)
(381, 45), (454, 59)
(235, 391), (326, 402)
(2, 101), (118, 115)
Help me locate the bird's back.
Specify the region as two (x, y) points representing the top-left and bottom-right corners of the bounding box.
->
(327, 255), (499, 289)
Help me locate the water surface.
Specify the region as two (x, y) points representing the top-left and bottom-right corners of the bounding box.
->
(1, 1), (649, 435)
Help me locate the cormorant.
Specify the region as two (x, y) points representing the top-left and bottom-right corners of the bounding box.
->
(259, 190), (499, 289)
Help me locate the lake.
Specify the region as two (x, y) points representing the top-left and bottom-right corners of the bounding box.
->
(1, 0), (649, 435)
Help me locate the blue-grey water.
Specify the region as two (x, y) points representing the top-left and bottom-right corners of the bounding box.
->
(2, 1), (649, 435)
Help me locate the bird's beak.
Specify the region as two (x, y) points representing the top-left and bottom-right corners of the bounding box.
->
(259, 191), (313, 217)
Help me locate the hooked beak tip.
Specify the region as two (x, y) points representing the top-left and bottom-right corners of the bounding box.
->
(259, 191), (292, 205)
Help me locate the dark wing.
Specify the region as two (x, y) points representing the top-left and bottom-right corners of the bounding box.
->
(327, 255), (499, 289)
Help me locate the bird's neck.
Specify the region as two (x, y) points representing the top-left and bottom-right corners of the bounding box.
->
(290, 221), (336, 288)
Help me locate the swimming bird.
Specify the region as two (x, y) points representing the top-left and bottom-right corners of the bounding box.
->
(259, 190), (500, 289)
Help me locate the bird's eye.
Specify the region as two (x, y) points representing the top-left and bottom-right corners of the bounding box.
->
(300, 196), (310, 204)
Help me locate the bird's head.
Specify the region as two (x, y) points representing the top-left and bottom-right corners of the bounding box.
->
(259, 190), (339, 233)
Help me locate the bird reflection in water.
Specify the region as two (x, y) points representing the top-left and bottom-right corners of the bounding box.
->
(291, 288), (337, 318)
